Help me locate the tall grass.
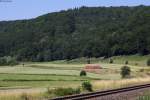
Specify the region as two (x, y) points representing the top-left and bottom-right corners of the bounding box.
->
(92, 77), (150, 91)
(0, 77), (150, 100)
(0, 91), (45, 100)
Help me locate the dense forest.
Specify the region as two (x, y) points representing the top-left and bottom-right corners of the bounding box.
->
(0, 5), (150, 61)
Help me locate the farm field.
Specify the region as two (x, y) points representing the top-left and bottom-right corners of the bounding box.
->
(0, 55), (150, 99)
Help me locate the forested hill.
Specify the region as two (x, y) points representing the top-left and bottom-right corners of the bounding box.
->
(0, 5), (150, 61)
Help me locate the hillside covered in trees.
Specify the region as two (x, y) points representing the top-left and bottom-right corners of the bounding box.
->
(0, 5), (150, 61)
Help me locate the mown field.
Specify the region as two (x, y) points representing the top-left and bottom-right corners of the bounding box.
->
(0, 55), (150, 99)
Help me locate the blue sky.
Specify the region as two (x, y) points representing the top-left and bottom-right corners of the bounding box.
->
(0, 0), (150, 21)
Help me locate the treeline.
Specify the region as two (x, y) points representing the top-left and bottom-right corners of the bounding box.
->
(0, 5), (150, 61)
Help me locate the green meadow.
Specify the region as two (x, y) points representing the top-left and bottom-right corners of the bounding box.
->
(0, 55), (150, 99)
(0, 54), (149, 89)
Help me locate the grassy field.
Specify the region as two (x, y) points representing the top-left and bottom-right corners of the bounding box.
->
(0, 54), (149, 89)
(0, 55), (150, 99)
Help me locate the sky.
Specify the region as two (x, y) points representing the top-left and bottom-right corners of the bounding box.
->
(0, 0), (150, 21)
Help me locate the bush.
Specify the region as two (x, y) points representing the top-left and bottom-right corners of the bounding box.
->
(135, 63), (138, 66)
(51, 87), (80, 96)
(125, 61), (128, 65)
(80, 70), (86, 76)
(82, 81), (93, 92)
(0, 57), (18, 66)
(20, 93), (29, 100)
(121, 66), (131, 78)
(87, 59), (91, 64)
(140, 69), (144, 72)
(8, 60), (18, 66)
(147, 58), (150, 66)
(0, 58), (7, 66)
(109, 59), (113, 64)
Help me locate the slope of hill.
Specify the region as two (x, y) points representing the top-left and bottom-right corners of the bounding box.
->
(0, 5), (150, 61)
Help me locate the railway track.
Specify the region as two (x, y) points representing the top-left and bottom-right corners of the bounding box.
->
(51, 84), (150, 100)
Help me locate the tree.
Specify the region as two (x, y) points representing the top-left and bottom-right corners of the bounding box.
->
(147, 58), (150, 66)
(125, 61), (128, 65)
(121, 66), (131, 78)
(0, 58), (7, 66)
(109, 59), (113, 64)
(0, 6), (150, 61)
(87, 58), (91, 64)
(0, 57), (18, 66)
(82, 81), (93, 92)
(80, 70), (86, 76)
(83, 42), (93, 59)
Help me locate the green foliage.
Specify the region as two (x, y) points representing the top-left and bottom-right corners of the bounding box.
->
(87, 58), (91, 64)
(0, 58), (7, 66)
(109, 59), (113, 64)
(0, 6), (150, 61)
(82, 81), (93, 92)
(147, 58), (150, 66)
(49, 87), (81, 96)
(0, 56), (18, 66)
(20, 93), (29, 100)
(8, 60), (18, 66)
(135, 63), (138, 66)
(140, 69), (144, 72)
(80, 70), (87, 76)
(125, 61), (129, 65)
(121, 66), (131, 78)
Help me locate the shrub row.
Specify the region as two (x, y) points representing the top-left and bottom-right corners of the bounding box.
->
(0, 56), (18, 66)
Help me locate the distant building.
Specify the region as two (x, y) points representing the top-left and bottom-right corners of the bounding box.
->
(83, 64), (102, 74)
(84, 64), (102, 69)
